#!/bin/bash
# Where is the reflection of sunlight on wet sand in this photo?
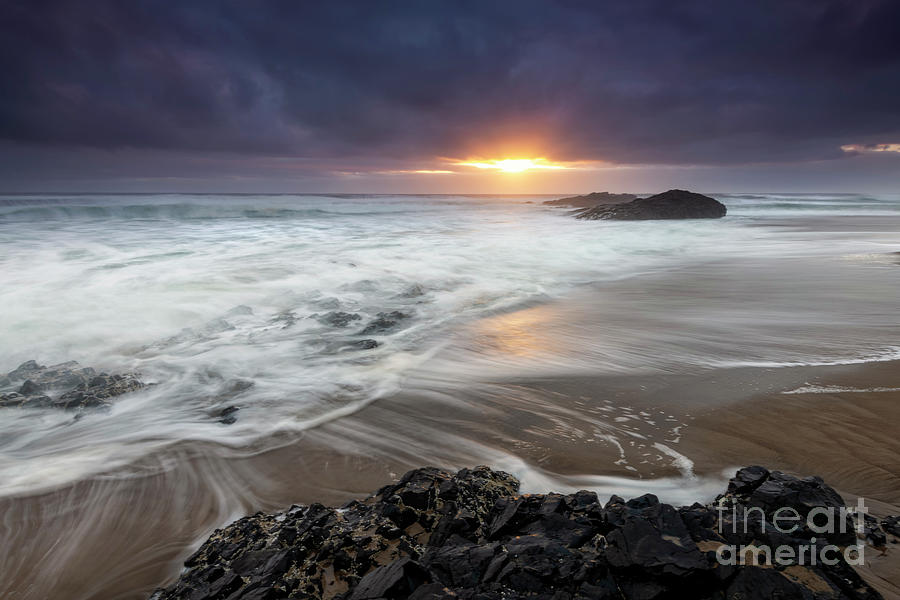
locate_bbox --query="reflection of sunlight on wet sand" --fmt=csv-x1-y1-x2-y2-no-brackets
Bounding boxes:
472,305,561,359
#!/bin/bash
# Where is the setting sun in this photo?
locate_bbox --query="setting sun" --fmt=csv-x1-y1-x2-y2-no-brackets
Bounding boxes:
453,157,571,173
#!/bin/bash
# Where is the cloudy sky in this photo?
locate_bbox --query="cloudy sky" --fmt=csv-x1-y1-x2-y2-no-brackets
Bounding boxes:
2,0,899,193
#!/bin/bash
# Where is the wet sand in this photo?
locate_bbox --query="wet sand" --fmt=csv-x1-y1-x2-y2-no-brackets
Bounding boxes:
3,357,899,599
683,360,900,599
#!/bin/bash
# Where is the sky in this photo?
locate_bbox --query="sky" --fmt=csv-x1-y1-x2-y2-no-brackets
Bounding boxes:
2,0,899,194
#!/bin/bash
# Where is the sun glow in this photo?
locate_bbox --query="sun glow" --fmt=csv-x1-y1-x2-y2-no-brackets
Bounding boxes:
453,158,571,173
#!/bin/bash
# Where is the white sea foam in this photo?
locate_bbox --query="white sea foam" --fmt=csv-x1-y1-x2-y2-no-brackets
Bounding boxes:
783,384,900,394
1,193,900,496
493,453,728,506
713,346,900,370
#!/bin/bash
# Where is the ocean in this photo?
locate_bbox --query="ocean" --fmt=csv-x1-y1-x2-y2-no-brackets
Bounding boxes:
1,192,899,498
3,192,900,599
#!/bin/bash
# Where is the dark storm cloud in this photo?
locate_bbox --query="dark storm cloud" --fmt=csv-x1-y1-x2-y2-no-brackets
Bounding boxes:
2,0,899,166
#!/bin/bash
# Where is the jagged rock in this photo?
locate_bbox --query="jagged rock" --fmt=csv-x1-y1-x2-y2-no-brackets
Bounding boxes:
349,557,430,599
150,466,883,600
716,466,855,546
6,359,43,382
605,494,709,576
351,339,380,350
361,311,410,335
218,405,240,425
0,360,144,410
57,373,145,409
545,192,637,209
881,516,900,538
19,379,43,395
576,189,727,221
2,360,96,391
320,312,363,328
0,391,55,409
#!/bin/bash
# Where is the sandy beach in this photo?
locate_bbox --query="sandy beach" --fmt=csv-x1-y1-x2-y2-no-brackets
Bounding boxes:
3,352,899,599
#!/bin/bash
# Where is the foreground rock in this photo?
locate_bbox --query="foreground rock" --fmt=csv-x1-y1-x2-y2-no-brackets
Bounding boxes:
151,465,888,600
545,191,637,209
577,189,727,220
0,359,144,410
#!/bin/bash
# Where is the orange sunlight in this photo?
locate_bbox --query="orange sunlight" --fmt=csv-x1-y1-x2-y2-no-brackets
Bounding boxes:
452,157,572,173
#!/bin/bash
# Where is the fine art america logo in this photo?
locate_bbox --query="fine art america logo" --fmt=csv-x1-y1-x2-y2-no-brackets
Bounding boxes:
714,498,869,566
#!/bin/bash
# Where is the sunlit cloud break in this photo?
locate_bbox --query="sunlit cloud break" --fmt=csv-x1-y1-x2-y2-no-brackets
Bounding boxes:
841,143,900,154
451,158,575,173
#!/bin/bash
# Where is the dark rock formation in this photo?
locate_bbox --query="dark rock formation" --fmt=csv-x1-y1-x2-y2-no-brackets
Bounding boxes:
320,312,363,328
577,189,727,221
1,359,95,390
882,516,900,538
150,465,887,600
218,405,240,425
0,360,145,410
545,192,637,209
360,311,410,335
351,339,380,350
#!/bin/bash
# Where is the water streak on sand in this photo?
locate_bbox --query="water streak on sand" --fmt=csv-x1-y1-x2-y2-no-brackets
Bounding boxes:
783,384,900,394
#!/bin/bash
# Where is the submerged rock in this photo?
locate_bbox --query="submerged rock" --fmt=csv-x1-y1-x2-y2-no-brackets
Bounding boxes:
218,405,240,425
7,360,96,391
577,189,727,221
150,466,883,600
319,312,363,328
360,311,410,335
0,360,144,410
545,191,637,209
350,339,380,350
56,373,145,410
207,379,254,425
882,515,900,538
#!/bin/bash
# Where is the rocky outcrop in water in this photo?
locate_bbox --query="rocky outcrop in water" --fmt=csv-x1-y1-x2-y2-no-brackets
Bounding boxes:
150,465,888,600
361,311,410,335
544,192,637,209
0,360,144,410
576,189,727,221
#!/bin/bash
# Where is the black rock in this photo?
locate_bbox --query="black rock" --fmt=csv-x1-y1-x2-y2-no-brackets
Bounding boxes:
882,515,900,538
576,189,727,221
6,360,43,382
717,466,856,546
218,405,240,425
58,373,145,410
0,360,144,411
4,360,96,391
320,312,362,328
351,339,380,350
18,379,43,395
349,557,430,600
545,192,637,209
0,392,55,409
726,464,770,495
361,311,410,335
150,466,883,600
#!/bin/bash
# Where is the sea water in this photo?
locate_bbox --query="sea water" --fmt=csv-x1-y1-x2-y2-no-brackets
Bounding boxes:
1,193,899,497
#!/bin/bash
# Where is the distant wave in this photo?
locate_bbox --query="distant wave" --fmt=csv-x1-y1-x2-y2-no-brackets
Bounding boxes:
0,203,360,222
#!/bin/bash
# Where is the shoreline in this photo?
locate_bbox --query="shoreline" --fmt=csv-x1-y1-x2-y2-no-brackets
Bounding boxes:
2,358,899,599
